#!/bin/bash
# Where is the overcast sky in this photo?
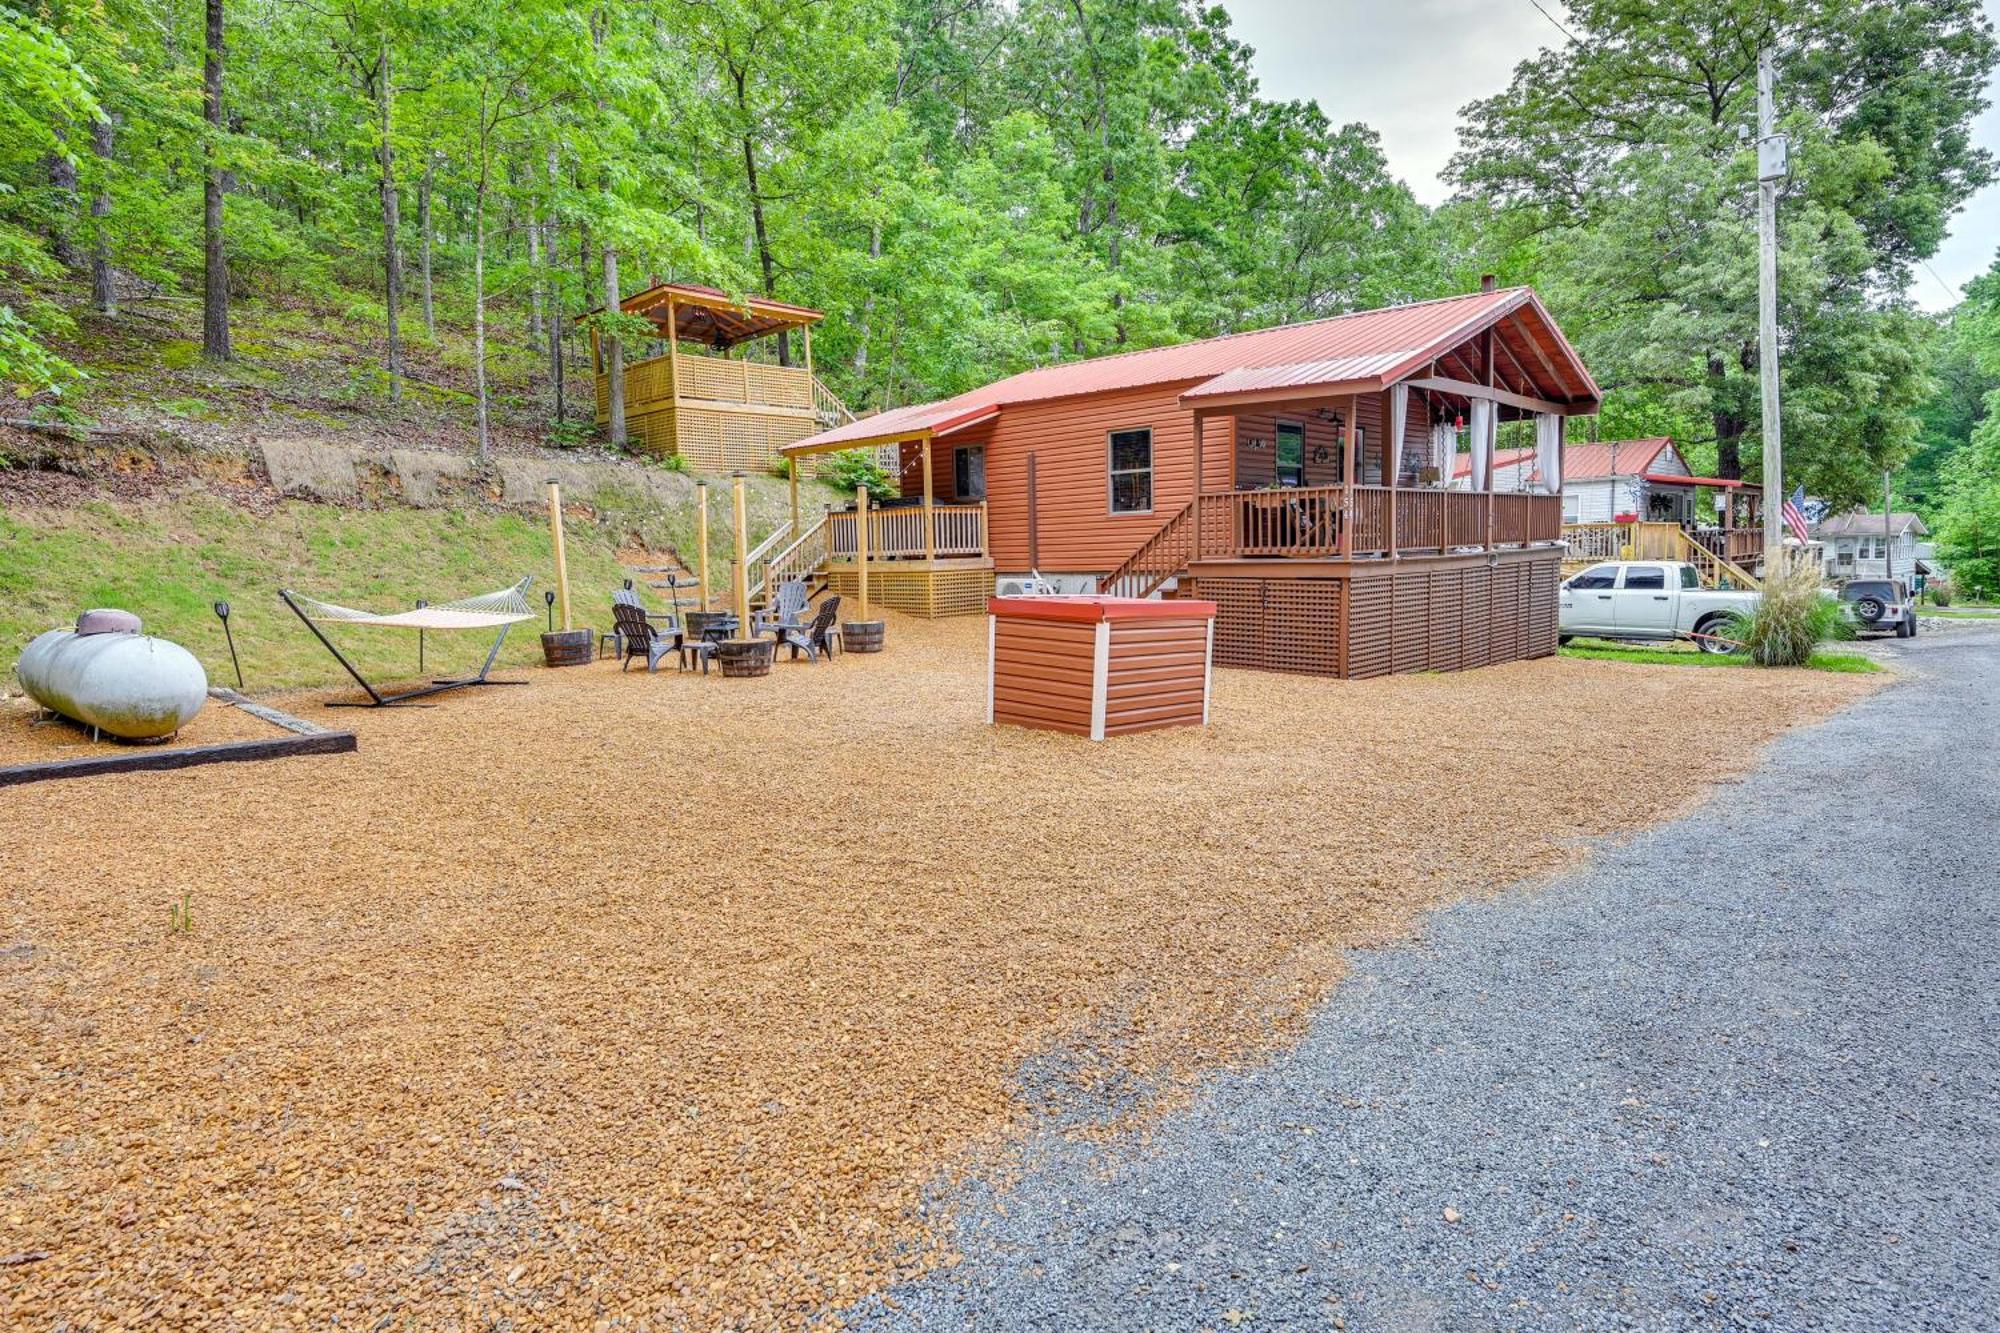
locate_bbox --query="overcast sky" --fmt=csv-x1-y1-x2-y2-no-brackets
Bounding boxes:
1224,0,2000,312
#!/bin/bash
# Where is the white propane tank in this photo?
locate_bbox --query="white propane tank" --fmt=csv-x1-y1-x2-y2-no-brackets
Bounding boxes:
16,627,208,740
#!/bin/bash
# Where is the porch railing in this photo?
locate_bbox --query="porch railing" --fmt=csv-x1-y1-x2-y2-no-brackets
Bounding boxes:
1193,485,1561,560
826,502,986,560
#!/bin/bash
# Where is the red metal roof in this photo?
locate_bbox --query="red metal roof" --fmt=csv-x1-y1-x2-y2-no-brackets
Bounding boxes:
1560,438,1676,480
787,286,1598,455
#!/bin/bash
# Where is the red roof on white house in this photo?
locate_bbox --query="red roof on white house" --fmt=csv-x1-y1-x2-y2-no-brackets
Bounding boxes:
1559,438,1679,480
785,286,1599,455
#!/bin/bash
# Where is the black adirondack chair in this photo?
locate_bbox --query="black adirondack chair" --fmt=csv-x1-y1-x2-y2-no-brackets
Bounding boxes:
775,595,843,663
612,600,680,672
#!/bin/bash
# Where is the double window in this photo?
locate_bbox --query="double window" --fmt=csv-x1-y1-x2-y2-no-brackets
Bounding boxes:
1108,428,1153,514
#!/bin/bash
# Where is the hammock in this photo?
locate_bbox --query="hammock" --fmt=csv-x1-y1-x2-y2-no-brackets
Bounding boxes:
279,576,536,707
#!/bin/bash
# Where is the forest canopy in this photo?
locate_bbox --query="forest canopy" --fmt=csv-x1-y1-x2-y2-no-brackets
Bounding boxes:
1,0,1995,508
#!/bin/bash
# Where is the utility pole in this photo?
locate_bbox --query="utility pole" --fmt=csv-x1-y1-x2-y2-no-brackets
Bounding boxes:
1757,46,1787,574
1883,469,1894,582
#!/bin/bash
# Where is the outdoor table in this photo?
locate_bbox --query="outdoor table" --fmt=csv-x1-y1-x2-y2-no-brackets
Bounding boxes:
987,595,1217,740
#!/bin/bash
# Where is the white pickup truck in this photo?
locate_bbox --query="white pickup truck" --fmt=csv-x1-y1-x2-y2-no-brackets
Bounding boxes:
1559,561,1759,653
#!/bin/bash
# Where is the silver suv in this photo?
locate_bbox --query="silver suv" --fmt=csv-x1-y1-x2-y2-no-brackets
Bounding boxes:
1840,578,1917,639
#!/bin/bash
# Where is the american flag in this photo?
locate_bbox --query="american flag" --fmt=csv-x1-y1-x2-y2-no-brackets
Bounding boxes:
1781,484,1810,544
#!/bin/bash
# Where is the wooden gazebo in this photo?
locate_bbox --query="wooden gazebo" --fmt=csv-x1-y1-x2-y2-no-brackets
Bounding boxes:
581,282,854,472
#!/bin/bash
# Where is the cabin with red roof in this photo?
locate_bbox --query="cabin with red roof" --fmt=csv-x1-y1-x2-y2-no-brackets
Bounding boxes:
780,280,1605,677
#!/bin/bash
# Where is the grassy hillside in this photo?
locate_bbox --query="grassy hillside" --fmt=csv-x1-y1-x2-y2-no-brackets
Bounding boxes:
1,495,644,691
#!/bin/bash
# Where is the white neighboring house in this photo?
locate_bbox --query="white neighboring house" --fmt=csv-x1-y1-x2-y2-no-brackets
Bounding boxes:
1454,435,1747,527
1813,510,1931,581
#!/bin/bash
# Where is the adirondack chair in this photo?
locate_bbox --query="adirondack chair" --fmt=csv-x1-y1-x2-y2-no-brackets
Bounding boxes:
775,596,842,663
612,600,680,673
752,579,812,640
606,586,682,660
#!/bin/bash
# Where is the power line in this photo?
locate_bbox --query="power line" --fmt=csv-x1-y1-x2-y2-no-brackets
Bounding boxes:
1527,0,1577,43
1920,258,1961,306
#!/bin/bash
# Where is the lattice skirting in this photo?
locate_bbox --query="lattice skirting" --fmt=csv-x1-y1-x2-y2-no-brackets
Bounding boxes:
1187,552,1559,678
603,403,818,478
826,567,993,619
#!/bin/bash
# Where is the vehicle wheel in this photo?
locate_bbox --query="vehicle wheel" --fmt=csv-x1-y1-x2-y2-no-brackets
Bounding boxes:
1558,635,1573,646
1854,597,1884,622
1898,616,1915,638
1694,615,1736,654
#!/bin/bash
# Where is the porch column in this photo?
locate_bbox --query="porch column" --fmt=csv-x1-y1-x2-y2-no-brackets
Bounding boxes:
664,296,678,404
855,484,871,619
1387,384,1408,558
921,435,936,561
788,464,800,535
1340,394,1358,558
730,472,751,633
1191,410,1206,561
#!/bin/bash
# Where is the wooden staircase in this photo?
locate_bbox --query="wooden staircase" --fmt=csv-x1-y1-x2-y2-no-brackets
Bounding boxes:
1099,501,1195,598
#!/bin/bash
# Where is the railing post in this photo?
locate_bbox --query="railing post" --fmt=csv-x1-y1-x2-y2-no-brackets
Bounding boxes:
979,499,989,557
1191,410,1206,562
921,436,936,562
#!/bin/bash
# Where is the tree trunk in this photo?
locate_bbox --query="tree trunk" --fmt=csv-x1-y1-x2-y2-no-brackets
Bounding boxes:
1710,349,1744,480
376,41,402,401
852,221,879,384
47,136,82,269
528,204,544,345
201,0,230,361
546,144,562,404
734,67,789,367
418,158,435,339
90,117,115,315
602,244,626,445
475,184,489,461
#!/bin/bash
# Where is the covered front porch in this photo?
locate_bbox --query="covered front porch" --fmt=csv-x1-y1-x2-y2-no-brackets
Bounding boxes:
756,419,994,618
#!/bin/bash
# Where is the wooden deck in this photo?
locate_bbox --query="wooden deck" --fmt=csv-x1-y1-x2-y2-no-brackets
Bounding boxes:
593,352,853,473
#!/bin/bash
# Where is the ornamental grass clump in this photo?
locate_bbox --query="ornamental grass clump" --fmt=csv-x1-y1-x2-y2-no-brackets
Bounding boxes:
1728,551,1850,666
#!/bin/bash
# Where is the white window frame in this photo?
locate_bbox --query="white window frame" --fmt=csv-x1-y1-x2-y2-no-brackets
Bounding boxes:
1107,427,1154,515
1562,490,1581,523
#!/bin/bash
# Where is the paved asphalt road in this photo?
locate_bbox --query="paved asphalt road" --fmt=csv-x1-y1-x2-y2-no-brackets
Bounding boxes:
856,626,1999,1332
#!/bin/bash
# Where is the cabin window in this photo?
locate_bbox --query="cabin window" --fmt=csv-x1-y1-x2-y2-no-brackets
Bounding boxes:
1108,428,1153,514
1275,421,1305,488
954,446,986,501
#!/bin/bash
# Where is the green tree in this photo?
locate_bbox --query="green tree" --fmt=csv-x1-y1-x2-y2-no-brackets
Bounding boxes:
1450,0,1995,504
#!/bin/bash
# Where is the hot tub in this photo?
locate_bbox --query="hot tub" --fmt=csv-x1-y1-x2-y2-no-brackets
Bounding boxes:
986,595,1217,741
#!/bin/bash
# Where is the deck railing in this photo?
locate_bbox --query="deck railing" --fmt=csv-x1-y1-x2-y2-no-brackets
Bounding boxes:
826,503,986,560
599,351,825,418
1193,486,1561,560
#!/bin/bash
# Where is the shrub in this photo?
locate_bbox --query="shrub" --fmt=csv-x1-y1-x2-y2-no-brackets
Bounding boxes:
1727,551,1850,666
1927,579,1953,607
821,448,895,501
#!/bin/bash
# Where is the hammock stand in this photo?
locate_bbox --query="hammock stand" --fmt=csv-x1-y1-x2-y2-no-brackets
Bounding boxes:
279,576,536,707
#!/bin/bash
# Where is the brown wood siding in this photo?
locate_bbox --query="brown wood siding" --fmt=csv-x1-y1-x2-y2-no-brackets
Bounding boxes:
1103,618,1209,735
983,382,1204,572
1191,550,1559,679
990,617,1097,735
1224,392,1432,491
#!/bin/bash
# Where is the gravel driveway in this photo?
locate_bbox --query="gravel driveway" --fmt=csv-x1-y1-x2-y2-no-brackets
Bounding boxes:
856,626,1999,1331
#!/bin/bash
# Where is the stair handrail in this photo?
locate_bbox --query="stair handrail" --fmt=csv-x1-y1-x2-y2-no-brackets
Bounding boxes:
1099,501,1195,599
761,513,831,595
811,377,857,427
